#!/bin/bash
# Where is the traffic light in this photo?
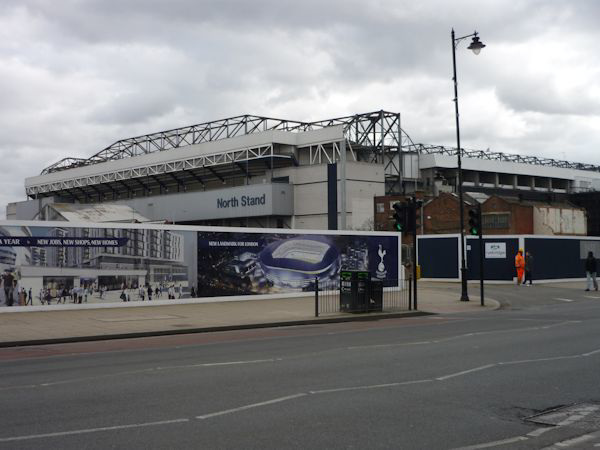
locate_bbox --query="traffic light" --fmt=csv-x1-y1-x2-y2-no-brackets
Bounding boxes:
468,206,482,236
414,199,423,232
392,202,409,232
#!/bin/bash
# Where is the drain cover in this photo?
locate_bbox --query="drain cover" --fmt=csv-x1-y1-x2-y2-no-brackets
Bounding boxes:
525,403,600,428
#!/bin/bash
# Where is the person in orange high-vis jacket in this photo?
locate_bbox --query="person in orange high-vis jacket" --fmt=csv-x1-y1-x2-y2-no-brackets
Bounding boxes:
515,249,525,285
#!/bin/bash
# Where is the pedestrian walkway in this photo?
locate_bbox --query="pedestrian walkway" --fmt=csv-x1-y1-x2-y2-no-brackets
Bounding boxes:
0,286,499,347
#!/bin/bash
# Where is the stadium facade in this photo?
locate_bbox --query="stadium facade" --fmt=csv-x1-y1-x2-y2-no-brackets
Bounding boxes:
8,110,600,230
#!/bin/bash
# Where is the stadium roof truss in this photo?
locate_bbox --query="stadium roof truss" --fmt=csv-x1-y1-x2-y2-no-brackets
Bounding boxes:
408,144,600,172
28,110,599,201
30,111,413,199
29,143,287,200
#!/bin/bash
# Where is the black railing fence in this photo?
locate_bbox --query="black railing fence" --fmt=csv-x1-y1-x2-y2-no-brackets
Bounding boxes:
315,278,410,317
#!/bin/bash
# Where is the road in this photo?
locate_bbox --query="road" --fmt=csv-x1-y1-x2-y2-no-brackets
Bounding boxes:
1,283,599,449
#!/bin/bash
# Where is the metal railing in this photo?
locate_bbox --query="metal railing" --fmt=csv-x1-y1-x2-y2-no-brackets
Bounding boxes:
314,278,409,316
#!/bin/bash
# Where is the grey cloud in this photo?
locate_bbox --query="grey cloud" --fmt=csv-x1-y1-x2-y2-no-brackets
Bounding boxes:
89,89,178,125
1,0,600,212
495,77,600,116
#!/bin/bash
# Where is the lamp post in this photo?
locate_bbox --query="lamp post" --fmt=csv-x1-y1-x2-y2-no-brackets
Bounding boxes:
451,28,485,302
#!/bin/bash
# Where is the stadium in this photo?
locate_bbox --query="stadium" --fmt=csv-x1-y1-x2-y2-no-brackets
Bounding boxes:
9,110,600,231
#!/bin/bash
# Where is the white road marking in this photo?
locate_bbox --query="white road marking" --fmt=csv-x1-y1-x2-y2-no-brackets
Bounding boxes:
0,418,190,442
3,349,600,443
310,383,400,394
527,427,553,437
544,432,597,448
553,298,574,302
584,296,600,299
1,321,592,394
196,393,307,420
436,364,495,381
553,405,600,426
347,340,431,350
499,355,580,365
454,404,600,449
511,318,550,321
541,321,581,328
2,317,594,394
309,379,432,394
0,383,38,391
162,358,281,369
453,435,529,449
0,358,279,391
348,321,581,352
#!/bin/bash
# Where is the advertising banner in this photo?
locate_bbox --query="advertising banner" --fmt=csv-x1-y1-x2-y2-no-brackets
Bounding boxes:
197,231,399,296
0,222,398,307
0,224,196,307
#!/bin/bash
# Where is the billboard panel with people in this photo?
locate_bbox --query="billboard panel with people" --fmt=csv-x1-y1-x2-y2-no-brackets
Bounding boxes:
0,222,400,307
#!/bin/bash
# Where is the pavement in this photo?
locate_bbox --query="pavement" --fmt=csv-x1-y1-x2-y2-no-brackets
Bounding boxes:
0,284,499,347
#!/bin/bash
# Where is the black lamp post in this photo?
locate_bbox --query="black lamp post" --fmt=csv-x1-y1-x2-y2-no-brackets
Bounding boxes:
451,29,485,302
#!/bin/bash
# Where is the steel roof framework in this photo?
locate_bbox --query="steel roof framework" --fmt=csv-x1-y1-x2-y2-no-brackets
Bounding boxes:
32,111,413,199
409,144,600,172
41,111,410,172
29,144,289,201
30,110,599,202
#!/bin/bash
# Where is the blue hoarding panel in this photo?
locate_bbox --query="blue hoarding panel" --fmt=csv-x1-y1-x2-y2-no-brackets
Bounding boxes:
418,237,458,279
467,238,519,281
524,238,581,279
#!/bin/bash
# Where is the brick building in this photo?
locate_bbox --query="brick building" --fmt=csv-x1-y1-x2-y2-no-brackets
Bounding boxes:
374,192,587,236
478,195,534,235
422,193,478,234
373,193,426,232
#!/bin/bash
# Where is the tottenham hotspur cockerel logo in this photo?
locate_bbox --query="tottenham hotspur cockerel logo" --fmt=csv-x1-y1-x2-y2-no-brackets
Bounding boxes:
376,244,387,278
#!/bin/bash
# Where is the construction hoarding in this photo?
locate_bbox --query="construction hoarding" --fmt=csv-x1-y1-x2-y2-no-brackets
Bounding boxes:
0,222,399,307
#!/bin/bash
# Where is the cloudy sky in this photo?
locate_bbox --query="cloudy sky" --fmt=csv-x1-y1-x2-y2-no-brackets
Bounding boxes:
1,0,599,213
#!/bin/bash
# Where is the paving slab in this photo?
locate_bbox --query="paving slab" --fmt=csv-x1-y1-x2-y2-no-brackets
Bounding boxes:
0,286,500,347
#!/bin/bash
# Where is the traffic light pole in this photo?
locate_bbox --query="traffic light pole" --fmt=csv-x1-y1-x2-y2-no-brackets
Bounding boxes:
411,197,418,310
478,205,485,306
468,204,485,306
393,198,420,310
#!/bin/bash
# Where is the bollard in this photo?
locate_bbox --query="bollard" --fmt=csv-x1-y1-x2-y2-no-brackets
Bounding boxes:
408,276,413,310
315,277,319,317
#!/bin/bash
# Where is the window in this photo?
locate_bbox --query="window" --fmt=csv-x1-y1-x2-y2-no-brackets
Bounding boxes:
377,203,385,213
482,213,510,229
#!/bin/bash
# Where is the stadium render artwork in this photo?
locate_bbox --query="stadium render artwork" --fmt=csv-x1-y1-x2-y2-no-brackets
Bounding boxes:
196,232,399,297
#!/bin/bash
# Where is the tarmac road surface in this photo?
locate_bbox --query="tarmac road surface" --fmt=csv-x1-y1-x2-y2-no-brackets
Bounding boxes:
1,283,600,449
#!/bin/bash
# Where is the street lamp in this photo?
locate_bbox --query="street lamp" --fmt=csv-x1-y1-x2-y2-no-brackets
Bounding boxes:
451,28,485,302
